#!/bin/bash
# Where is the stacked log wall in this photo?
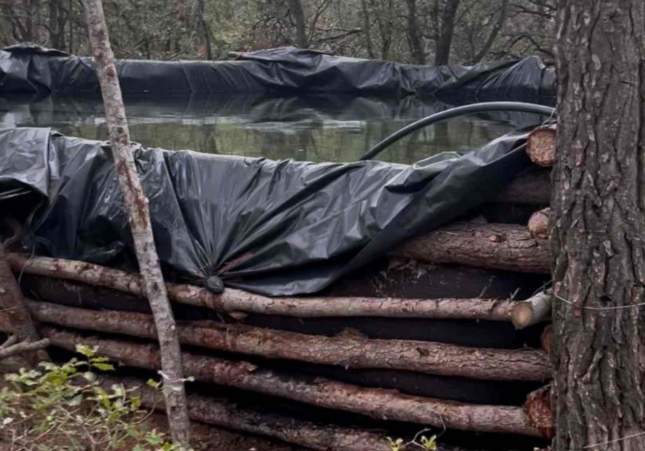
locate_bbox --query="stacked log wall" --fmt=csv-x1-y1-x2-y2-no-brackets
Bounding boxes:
0,123,557,450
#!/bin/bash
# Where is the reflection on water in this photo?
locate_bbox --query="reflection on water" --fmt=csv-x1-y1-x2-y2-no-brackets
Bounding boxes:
0,95,544,164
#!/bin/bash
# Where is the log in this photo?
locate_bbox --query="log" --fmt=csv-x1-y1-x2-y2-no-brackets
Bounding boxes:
527,208,551,240
144,412,305,451
43,326,542,437
28,300,551,381
540,325,552,355
523,386,554,439
0,337,50,359
393,223,551,274
8,254,517,321
494,170,551,205
526,126,556,167
100,375,390,451
510,292,552,330
0,243,48,364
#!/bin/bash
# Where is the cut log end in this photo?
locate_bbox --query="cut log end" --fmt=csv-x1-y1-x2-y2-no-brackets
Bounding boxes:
528,208,551,240
540,325,553,355
511,292,552,330
524,386,554,439
510,303,534,329
527,126,556,167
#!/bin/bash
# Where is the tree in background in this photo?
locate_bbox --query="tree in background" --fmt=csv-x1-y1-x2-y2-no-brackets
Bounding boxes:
0,0,555,64
552,0,645,449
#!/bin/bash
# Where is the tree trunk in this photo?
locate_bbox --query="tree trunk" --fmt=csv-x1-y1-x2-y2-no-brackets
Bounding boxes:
195,0,212,59
28,300,550,381
44,326,541,437
288,0,308,48
405,0,425,64
82,0,191,446
434,0,460,65
470,0,509,64
360,0,375,58
552,1,645,450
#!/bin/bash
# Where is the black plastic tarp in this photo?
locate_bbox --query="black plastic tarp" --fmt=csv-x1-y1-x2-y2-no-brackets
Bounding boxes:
0,44,555,102
0,127,533,295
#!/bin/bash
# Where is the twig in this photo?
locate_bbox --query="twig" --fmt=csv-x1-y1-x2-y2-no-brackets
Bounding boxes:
0,338,50,359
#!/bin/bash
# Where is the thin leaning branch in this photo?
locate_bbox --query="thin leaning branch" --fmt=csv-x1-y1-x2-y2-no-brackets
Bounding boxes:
82,0,190,446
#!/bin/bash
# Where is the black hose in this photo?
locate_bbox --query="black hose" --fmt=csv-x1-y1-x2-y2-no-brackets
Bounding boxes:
359,101,556,161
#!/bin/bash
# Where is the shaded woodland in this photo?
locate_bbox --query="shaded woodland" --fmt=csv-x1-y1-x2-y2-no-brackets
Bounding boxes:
1,0,555,63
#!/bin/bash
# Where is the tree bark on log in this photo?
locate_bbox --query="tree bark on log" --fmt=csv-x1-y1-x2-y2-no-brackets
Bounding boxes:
552,2,645,449
0,243,48,364
100,375,391,451
28,300,550,381
8,254,517,321
494,170,551,205
43,326,542,437
526,126,556,167
83,0,190,444
527,208,551,240
393,223,551,274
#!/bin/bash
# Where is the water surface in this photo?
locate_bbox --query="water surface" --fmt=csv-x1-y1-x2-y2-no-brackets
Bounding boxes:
0,95,543,164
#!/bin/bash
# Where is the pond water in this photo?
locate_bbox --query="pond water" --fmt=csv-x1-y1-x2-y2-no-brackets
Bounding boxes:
0,95,544,164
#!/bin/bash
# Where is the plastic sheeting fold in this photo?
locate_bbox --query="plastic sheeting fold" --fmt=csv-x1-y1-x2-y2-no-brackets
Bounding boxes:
0,44,555,102
0,127,532,296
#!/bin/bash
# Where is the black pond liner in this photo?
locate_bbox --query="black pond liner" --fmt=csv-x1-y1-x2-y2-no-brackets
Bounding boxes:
0,44,555,103
1,126,538,296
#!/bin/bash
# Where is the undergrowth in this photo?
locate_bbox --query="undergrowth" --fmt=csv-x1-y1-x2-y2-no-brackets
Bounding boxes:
0,344,176,451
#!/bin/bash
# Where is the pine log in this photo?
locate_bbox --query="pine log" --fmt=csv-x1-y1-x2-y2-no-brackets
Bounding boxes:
100,375,390,451
527,208,551,240
393,223,551,274
526,126,556,167
43,326,541,437
540,325,552,355
523,386,554,439
510,292,552,330
0,243,48,364
0,338,50,359
144,412,305,451
28,300,550,381
494,170,551,205
8,254,516,321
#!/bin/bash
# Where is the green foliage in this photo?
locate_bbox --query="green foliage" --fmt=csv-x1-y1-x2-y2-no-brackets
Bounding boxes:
0,0,555,64
0,344,177,451
387,430,438,451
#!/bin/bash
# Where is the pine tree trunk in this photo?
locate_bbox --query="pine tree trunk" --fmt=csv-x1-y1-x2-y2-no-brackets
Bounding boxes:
552,1,645,450
82,0,191,446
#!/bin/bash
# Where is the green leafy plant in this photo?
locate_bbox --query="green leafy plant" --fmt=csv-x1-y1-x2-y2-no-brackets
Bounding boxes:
386,429,438,450
0,344,178,450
